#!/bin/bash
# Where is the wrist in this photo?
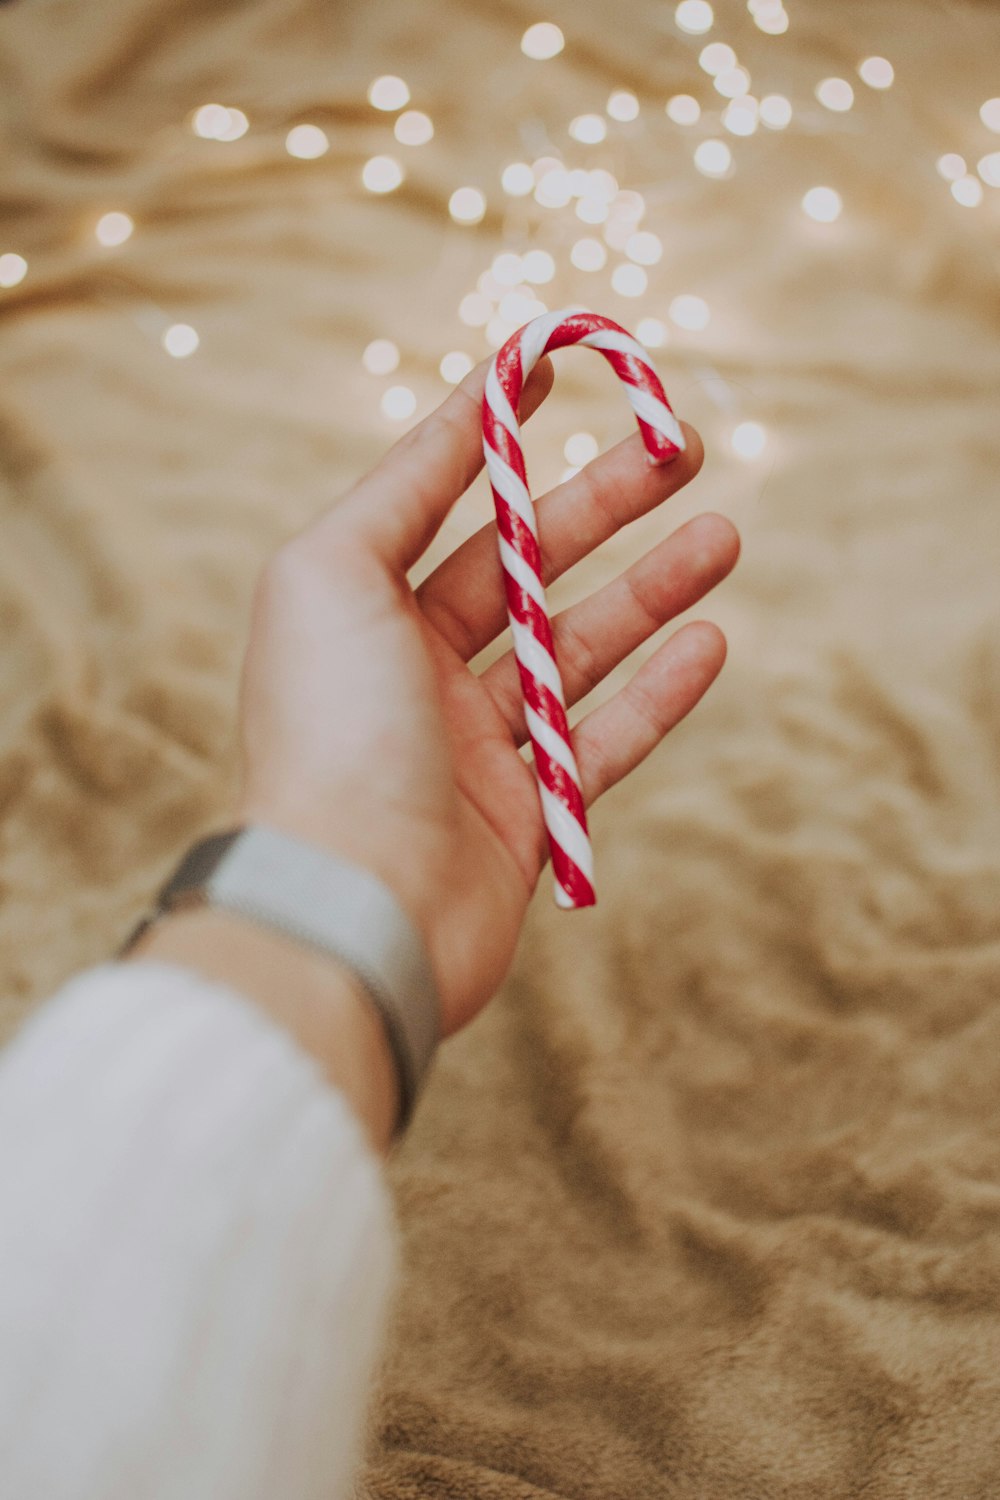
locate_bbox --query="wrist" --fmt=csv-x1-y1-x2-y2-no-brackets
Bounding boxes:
121,905,401,1158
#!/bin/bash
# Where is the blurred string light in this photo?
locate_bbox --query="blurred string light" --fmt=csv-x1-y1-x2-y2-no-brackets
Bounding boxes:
951,176,983,207
571,237,607,271
858,56,894,89
0,253,28,288
521,22,564,59
440,351,473,383
802,186,842,222
395,110,434,145
816,77,854,112
368,75,409,110
715,67,751,99
39,20,993,445
450,186,486,223
750,0,789,35
362,338,400,374
626,230,662,265
363,155,404,193
458,291,492,326
731,420,767,459
564,431,599,465
95,212,134,247
286,124,329,159
669,295,710,331
723,97,759,135
675,1,714,34
611,263,647,297
937,153,966,181
699,42,736,76
694,138,732,177
607,90,639,121
191,103,248,141
759,93,792,128
501,162,535,195
666,94,701,126
569,114,607,144
162,323,199,358
381,385,416,419
637,317,668,348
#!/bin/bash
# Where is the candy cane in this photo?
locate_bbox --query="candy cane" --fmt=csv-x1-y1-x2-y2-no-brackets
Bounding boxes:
482,307,685,910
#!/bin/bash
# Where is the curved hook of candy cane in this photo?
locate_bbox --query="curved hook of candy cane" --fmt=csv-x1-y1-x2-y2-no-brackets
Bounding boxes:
481,307,685,911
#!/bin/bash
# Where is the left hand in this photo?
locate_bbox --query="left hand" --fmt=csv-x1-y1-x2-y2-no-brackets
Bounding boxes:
234,352,739,1040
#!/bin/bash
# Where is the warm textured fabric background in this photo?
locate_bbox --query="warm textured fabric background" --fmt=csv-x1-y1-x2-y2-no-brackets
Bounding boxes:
2,0,1000,1495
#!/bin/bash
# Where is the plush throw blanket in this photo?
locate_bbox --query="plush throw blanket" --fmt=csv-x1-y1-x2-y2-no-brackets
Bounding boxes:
2,0,999,1493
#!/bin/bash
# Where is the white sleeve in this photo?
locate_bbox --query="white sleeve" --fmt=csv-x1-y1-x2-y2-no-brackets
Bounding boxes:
0,958,402,1500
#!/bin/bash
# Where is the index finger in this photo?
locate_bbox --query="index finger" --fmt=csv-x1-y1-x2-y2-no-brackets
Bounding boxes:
305,352,555,572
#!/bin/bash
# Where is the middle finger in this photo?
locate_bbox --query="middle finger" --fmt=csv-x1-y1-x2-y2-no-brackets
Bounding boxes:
415,421,704,661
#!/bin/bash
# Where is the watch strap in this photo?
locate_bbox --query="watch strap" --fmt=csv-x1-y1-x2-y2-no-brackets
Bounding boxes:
118,825,441,1139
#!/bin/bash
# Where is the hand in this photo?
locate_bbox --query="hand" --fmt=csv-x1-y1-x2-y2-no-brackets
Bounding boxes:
233,353,739,1042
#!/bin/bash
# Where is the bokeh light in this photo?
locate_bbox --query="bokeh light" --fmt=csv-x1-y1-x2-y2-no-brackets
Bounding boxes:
723,97,759,135
936,153,966,181
570,237,607,271
381,385,417,420
731,420,767,459
699,43,736,76
951,176,983,207
191,103,249,141
162,323,199,358
802,186,842,222
669,294,710,330
501,163,534,196
0,253,28,288
675,1,714,34
521,22,564,59
715,67,751,99
607,90,640,121
753,4,789,34
667,94,701,126
694,138,733,177
535,169,573,208
363,156,404,193
458,292,492,326
286,125,329,159
492,252,523,285
440,351,473,383
625,230,663,265
977,153,1000,188
522,249,556,283
611,263,648,297
636,317,668,347
759,94,792,128
362,339,400,375
368,76,410,111
394,110,434,145
95,212,134,247
570,114,608,144
858,56,894,89
564,431,600,465
979,98,1000,133
816,78,854,112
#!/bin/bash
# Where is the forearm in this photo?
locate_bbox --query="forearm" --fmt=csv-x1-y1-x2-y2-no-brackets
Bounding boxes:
122,905,401,1158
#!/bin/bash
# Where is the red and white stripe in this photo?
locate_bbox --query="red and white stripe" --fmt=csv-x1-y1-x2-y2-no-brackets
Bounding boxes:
482,307,685,910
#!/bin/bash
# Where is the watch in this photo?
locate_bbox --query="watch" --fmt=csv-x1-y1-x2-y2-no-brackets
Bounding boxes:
118,824,441,1139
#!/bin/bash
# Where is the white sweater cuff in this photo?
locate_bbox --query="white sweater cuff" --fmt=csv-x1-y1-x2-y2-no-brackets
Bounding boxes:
0,958,401,1500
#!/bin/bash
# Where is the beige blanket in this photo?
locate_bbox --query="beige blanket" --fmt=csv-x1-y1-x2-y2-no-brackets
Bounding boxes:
2,0,1000,1493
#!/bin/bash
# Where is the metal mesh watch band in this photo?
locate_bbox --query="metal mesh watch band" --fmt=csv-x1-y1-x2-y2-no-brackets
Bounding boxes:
117,825,441,1139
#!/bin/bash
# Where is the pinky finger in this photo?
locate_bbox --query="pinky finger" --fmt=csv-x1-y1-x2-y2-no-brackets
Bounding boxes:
573,621,727,807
